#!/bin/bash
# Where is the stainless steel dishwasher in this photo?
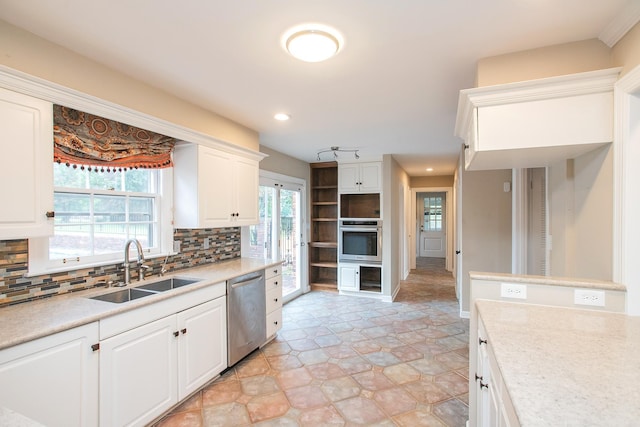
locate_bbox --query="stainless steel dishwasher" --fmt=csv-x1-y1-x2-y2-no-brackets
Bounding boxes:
227,270,266,366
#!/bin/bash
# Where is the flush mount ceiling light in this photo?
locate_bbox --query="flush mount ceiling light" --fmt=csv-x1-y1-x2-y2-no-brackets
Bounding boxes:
283,24,343,62
274,113,290,121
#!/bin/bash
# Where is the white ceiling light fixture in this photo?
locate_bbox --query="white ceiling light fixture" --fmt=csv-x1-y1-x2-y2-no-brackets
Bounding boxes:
283,24,343,63
274,113,290,121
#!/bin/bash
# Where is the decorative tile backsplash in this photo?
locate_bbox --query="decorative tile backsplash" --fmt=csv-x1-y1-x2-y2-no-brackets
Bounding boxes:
0,228,240,307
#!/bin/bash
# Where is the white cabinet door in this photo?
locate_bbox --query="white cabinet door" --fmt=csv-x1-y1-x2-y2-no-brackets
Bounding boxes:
338,164,360,193
358,162,382,192
0,323,98,427
338,162,382,193
200,147,235,225
100,316,178,427
0,87,53,239
232,155,259,225
339,264,359,291
177,297,227,400
174,143,259,228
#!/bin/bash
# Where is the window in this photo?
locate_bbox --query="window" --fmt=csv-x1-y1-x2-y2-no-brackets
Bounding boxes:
423,196,443,232
29,163,173,274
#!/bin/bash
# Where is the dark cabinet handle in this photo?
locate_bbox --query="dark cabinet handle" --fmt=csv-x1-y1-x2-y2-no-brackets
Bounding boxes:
456,250,461,254
181,328,187,335
479,338,487,345
46,211,55,218
91,343,100,352
480,381,488,390
274,298,278,302
173,331,179,337
274,281,278,286
475,373,483,382
274,321,279,325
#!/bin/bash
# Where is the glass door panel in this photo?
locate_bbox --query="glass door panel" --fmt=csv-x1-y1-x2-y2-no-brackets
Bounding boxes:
280,188,301,299
247,185,277,259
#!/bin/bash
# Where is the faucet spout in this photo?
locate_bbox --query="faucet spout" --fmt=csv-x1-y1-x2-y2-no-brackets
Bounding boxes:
123,239,146,285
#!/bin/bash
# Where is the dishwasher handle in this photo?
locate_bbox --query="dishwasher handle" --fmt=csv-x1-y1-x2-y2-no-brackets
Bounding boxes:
230,274,263,289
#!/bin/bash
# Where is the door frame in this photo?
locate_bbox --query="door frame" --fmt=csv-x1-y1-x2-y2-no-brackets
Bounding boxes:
410,186,453,271
242,170,308,300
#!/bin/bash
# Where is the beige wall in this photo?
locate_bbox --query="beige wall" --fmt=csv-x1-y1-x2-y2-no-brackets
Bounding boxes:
612,22,640,76
0,20,258,150
460,167,513,312
259,146,310,183
382,155,411,299
410,175,454,188
476,39,612,87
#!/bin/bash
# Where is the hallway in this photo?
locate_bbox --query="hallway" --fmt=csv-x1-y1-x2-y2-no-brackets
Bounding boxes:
155,258,469,426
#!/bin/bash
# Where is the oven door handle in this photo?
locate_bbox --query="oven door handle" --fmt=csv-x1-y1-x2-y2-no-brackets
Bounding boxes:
340,227,380,232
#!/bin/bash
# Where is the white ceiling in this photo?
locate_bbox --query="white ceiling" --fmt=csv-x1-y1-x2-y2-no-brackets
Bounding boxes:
0,0,633,176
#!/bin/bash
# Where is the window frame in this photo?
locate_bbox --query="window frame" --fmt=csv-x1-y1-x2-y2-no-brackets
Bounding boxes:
28,167,174,276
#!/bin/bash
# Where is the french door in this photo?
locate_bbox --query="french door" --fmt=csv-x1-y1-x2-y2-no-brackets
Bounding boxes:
247,175,305,301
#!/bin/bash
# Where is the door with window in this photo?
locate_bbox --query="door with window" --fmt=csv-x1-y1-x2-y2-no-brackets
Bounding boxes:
418,192,446,258
246,175,305,302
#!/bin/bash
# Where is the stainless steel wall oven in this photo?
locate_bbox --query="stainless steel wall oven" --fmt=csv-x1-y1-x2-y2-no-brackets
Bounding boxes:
339,220,382,262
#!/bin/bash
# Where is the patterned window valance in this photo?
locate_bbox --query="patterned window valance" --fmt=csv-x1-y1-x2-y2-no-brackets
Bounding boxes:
53,105,177,171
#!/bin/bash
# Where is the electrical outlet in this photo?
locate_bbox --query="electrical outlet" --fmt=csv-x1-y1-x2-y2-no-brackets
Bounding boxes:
173,240,181,253
203,237,210,249
574,289,605,307
500,283,527,299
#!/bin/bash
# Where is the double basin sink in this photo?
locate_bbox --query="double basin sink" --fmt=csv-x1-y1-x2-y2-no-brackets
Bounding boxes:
90,277,200,304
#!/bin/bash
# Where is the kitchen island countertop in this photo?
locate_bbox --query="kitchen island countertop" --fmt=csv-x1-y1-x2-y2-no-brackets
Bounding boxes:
477,299,640,426
0,257,281,350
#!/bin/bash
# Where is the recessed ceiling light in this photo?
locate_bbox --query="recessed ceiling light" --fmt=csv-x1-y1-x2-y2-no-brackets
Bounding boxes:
274,113,290,121
426,168,434,172
283,24,343,62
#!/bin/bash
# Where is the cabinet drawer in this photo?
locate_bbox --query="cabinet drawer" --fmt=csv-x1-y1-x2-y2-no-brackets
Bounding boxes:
266,274,282,292
266,309,282,338
266,265,281,280
266,287,282,314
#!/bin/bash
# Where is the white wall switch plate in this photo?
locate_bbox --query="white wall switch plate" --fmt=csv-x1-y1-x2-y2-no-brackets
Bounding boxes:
203,237,210,249
574,289,605,307
501,283,527,299
173,240,181,253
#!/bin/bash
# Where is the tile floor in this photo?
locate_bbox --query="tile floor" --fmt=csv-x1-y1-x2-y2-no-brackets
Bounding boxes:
154,257,470,426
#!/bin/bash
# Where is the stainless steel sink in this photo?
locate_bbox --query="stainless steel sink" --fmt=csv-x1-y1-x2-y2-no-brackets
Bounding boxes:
90,288,157,304
136,277,200,292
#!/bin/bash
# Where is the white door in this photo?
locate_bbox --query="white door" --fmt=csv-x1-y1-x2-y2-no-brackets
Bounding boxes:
418,192,446,258
246,174,306,302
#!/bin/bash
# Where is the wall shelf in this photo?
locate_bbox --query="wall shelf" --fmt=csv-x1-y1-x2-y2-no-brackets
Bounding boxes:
309,162,338,291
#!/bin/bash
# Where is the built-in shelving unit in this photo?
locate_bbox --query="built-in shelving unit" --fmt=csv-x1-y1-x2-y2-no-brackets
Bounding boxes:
309,162,338,291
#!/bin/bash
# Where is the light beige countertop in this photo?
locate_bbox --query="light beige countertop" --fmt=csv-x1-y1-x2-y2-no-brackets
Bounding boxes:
0,257,280,350
0,407,44,427
476,299,640,426
470,271,626,291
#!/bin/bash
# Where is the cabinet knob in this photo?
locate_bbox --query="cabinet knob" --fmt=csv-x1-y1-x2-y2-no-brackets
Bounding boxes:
173,331,179,337
479,337,487,346
45,211,55,218
274,298,278,302
480,381,489,390
181,328,187,335
274,321,278,325
91,343,100,352
464,144,470,150
475,373,483,382
274,281,278,286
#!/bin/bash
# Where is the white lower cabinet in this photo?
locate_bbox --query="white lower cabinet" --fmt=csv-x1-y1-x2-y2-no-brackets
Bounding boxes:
100,315,177,427
339,263,359,291
475,318,517,427
177,297,227,399
100,296,227,427
0,323,99,427
265,266,283,339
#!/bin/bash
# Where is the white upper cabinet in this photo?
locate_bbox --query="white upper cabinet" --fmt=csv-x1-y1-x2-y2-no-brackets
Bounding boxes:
0,87,54,239
455,68,621,171
174,143,260,228
338,161,382,193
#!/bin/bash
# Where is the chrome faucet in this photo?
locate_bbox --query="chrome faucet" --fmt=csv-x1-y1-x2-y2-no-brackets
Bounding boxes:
123,239,148,285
